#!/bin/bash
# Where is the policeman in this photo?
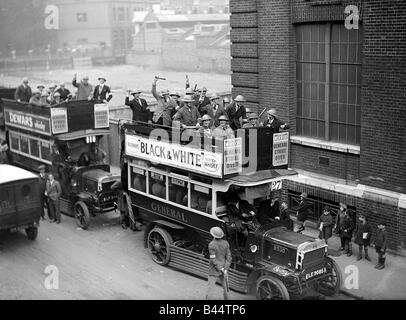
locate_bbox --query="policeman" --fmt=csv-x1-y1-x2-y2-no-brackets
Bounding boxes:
206,226,232,300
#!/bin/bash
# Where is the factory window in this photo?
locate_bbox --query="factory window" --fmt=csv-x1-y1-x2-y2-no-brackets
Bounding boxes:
296,23,362,145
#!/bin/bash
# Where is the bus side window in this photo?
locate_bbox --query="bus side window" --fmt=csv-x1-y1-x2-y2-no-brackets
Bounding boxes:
191,183,212,213
131,167,146,193
149,172,165,199
169,177,187,206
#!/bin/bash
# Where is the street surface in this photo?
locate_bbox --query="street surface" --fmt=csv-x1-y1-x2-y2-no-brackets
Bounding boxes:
0,211,248,300
0,211,352,300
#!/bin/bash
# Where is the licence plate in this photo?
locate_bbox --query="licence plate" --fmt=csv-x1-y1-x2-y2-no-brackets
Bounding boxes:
304,267,327,280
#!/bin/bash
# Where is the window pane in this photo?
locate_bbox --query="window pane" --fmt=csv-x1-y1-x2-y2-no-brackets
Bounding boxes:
149,172,165,199
356,106,361,125
311,84,318,100
297,82,302,98
311,25,319,42
319,84,325,101
296,118,302,134
331,64,339,83
131,167,146,193
303,100,311,118
30,139,40,158
311,43,318,61
340,65,348,84
348,65,357,84
349,29,358,43
10,133,19,151
311,64,318,81
348,86,356,104
331,25,340,43
331,44,340,62
304,83,311,99
20,136,29,154
318,122,325,138
297,100,303,116
296,27,302,42
41,142,51,161
348,44,357,63
191,184,212,214
296,63,303,79
311,102,317,118
340,44,348,62
303,43,311,61
339,124,347,141
168,177,188,206
339,104,347,123
318,101,325,120
319,64,326,82
303,27,311,42
331,103,338,121
347,125,356,144
339,85,347,103
330,85,338,102
330,123,339,141
297,45,302,61
319,44,325,62
311,120,318,136
303,64,311,81
340,28,349,43
303,119,310,136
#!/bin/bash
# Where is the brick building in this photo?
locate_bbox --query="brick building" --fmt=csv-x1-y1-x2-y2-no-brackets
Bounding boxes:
230,0,406,252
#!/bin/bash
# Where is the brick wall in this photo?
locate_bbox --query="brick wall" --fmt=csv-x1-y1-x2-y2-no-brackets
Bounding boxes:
230,0,259,112
359,0,406,194
290,144,360,181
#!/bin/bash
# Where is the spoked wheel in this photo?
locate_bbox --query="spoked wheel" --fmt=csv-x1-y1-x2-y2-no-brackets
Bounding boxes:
313,257,342,296
74,201,90,230
25,226,38,240
147,228,173,266
256,275,290,300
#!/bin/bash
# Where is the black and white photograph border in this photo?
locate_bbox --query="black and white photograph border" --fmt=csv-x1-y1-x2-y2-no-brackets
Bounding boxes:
0,0,405,308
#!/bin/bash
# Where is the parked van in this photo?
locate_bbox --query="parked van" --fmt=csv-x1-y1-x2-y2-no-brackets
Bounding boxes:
0,164,40,240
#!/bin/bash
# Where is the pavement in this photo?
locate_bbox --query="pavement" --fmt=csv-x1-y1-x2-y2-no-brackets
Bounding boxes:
298,223,406,300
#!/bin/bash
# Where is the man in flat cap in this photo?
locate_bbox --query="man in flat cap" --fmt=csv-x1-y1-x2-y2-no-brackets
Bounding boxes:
93,76,112,103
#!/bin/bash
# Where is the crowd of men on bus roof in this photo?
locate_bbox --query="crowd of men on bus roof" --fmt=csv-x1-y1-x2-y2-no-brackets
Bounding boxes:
13,75,112,107
125,75,291,137
13,75,290,137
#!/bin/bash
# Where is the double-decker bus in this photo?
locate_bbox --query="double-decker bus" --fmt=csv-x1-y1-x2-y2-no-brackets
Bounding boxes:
120,121,342,300
1,95,120,229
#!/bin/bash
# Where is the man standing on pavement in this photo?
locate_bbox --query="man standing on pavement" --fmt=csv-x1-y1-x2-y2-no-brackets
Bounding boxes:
354,213,372,261
38,165,48,221
293,192,311,233
72,73,93,101
14,77,32,102
45,173,62,224
206,226,232,300
374,222,387,269
318,206,334,245
335,203,354,255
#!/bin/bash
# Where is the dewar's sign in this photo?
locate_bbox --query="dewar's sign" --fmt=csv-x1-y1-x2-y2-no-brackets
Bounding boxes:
4,108,51,135
125,134,223,178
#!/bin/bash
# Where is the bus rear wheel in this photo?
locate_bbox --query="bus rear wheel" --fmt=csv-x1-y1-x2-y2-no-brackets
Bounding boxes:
147,228,173,266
